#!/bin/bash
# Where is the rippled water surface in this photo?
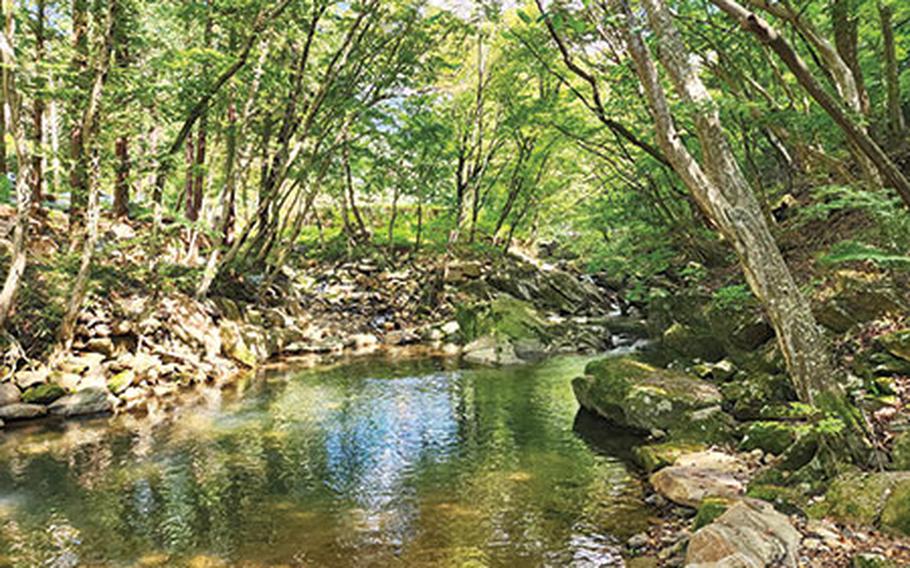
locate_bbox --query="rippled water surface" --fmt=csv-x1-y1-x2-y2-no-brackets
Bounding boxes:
0,355,649,567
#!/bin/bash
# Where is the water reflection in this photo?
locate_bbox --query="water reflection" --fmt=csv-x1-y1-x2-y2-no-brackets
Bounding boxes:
0,355,649,567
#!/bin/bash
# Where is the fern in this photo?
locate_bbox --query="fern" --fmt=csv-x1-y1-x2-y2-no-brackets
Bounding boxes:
820,240,910,268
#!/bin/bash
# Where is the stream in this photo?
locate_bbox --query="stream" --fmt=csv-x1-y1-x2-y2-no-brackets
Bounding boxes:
0,354,650,567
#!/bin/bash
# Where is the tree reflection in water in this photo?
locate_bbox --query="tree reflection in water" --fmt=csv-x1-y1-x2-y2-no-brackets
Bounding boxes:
0,355,650,567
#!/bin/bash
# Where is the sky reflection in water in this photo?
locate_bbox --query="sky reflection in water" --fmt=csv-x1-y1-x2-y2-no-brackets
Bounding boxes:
0,355,649,567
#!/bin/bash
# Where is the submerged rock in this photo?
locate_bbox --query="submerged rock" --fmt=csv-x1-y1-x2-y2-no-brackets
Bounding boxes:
572,357,731,441
48,387,112,418
686,499,800,567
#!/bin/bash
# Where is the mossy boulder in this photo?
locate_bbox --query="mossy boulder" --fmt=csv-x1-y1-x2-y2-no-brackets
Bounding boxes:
880,478,910,535
633,442,707,473
573,357,732,442
892,432,910,471
21,383,65,405
660,322,726,363
739,421,800,455
813,270,906,333
461,295,554,365
719,373,796,420
852,554,897,568
879,330,910,363
812,470,910,531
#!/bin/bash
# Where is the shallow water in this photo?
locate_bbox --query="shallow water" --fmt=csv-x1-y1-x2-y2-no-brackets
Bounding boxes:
0,355,649,567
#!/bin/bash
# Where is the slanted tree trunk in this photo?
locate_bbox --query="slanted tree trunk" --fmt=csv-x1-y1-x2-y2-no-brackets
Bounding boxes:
712,0,910,210
879,1,905,141
744,0,880,185
56,0,117,352
0,0,32,329
611,0,870,460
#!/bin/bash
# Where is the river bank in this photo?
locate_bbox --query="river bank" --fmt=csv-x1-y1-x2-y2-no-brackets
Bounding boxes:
1,213,632,429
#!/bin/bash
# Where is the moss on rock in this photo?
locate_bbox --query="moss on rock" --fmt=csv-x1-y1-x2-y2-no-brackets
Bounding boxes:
633,442,707,473
573,357,730,441
692,497,735,530
21,383,65,405
739,421,800,455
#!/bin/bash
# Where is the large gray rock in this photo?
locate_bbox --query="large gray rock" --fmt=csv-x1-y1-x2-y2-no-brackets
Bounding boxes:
0,403,48,420
686,499,800,567
48,387,112,417
0,383,20,406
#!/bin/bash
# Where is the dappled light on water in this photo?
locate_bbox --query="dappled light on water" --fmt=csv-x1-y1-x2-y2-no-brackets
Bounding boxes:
0,356,648,567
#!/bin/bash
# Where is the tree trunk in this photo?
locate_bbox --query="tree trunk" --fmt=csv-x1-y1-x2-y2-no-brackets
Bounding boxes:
56,0,117,351
614,0,870,460
832,0,869,115
30,0,45,210
183,131,196,219
879,1,905,140
67,0,89,238
713,0,910,209
0,0,32,329
113,135,130,218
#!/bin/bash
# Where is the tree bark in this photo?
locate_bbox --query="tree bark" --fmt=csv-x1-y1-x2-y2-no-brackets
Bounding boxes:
879,1,905,140
113,135,130,218
67,0,89,238
29,0,45,210
612,0,869,460
0,0,32,329
832,0,869,115
712,0,910,209
56,0,117,351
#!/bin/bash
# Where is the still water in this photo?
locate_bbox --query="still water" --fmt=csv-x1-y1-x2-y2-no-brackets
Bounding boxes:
0,355,650,567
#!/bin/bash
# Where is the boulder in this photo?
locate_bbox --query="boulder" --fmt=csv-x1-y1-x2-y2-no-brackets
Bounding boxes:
572,357,731,441
720,373,795,420
48,387,112,417
892,432,910,471
14,368,48,390
661,322,726,363
633,442,707,473
21,384,65,405
219,321,259,367
650,466,745,507
852,553,897,568
463,335,522,366
0,383,20,406
813,470,910,533
686,499,800,567
738,421,799,455
813,270,906,333
0,403,48,420
879,330,910,363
